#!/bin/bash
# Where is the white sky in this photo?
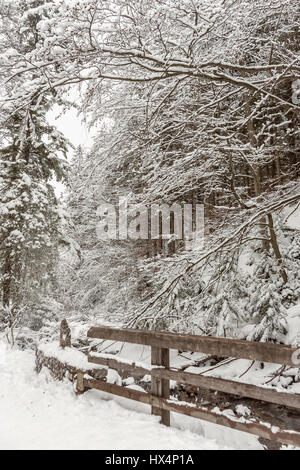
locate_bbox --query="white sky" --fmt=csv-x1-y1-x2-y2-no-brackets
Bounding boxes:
46,92,97,197
47,103,95,152
47,107,90,197
47,83,98,155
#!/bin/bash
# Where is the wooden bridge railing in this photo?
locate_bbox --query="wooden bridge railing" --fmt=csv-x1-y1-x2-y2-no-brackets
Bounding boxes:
77,326,300,447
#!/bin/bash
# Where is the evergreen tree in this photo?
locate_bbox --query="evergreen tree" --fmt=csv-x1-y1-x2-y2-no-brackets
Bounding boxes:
0,0,68,313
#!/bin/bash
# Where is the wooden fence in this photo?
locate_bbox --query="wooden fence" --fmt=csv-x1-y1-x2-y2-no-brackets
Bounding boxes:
77,326,300,447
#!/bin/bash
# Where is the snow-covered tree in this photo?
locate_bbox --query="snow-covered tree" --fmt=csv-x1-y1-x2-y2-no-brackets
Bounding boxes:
1,0,299,341
0,0,68,313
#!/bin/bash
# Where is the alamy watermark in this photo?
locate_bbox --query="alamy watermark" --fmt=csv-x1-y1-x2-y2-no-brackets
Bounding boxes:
96,198,205,249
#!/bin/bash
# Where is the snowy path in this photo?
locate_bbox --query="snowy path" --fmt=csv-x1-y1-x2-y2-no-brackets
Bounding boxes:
0,343,234,450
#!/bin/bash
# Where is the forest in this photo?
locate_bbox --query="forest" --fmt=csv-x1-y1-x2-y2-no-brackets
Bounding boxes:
0,0,299,451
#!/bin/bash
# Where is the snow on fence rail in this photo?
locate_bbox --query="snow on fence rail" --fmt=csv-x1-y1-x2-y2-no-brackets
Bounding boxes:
82,326,300,448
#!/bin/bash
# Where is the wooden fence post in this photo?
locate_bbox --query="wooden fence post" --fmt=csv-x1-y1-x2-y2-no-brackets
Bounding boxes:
60,319,71,348
151,346,170,426
76,371,85,394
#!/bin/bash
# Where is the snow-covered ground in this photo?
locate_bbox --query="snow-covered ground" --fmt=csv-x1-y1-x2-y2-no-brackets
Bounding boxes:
0,342,262,450
3,302,300,451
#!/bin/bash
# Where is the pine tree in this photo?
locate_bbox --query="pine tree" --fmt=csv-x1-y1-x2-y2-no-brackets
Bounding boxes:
245,254,288,342
0,0,69,313
0,105,68,309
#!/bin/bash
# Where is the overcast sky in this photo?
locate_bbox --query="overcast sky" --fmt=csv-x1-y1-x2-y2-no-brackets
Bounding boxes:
47,103,95,153
47,101,96,196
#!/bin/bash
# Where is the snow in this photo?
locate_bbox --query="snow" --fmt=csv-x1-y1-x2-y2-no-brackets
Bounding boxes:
284,202,300,230
285,305,300,347
90,351,164,370
235,405,251,417
38,341,107,370
7,316,300,450
0,342,236,450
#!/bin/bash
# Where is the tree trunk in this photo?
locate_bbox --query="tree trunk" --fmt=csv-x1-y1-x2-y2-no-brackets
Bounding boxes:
267,213,288,284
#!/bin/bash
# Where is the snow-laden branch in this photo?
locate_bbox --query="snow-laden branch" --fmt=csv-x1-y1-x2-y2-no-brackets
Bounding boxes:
127,193,300,327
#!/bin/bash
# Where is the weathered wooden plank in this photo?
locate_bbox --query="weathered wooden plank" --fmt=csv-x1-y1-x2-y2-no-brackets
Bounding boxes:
161,348,170,426
151,368,300,411
76,371,85,393
83,377,300,447
155,397,300,449
88,352,300,410
151,347,170,426
87,326,299,366
88,354,150,376
151,347,162,419
84,377,150,405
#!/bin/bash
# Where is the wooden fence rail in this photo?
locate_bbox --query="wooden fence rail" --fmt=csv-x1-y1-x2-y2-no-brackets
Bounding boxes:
80,326,300,448
87,326,299,366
